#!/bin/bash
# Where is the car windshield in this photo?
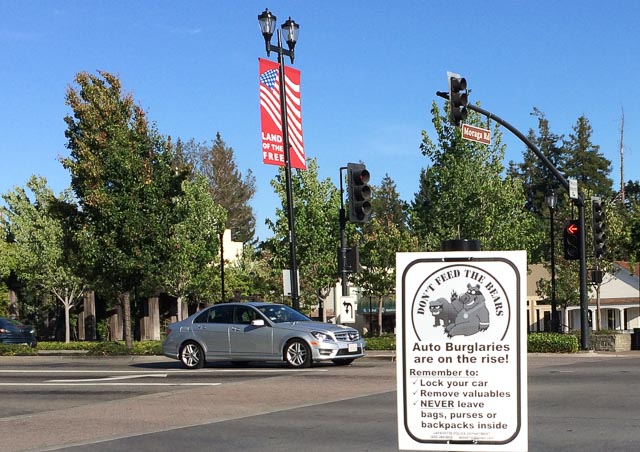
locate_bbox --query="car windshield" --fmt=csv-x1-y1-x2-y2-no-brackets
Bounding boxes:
256,305,311,324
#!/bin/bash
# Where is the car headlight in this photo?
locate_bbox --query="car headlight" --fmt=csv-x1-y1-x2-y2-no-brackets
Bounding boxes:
311,331,335,342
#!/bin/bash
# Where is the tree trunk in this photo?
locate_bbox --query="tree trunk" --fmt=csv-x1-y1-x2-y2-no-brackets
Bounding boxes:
122,291,133,349
316,288,330,323
176,296,183,322
377,297,384,336
65,302,71,343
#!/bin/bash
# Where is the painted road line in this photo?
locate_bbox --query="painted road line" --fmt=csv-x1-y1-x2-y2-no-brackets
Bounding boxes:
0,382,221,386
48,374,168,382
0,368,327,374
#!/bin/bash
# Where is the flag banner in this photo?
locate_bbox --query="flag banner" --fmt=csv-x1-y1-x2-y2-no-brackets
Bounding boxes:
259,58,305,170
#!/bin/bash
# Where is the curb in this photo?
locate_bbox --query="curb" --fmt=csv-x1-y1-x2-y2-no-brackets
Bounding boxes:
37,350,89,355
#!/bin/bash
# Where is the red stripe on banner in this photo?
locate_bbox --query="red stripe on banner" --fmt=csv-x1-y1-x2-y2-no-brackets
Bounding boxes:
258,58,305,170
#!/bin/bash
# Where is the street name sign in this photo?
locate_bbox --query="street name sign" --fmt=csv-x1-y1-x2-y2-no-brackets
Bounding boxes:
396,251,528,451
461,124,491,145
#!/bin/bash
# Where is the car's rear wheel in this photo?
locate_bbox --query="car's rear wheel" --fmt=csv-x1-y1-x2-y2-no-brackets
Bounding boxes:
332,358,355,366
180,342,204,369
284,339,311,368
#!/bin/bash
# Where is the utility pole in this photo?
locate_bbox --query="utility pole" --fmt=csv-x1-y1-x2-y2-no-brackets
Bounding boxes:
620,107,625,204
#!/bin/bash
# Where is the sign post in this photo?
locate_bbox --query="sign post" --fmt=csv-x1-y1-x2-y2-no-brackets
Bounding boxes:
396,251,528,451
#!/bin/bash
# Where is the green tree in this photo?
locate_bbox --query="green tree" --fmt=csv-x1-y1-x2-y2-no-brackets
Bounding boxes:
623,180,640,265
1,177,85,342
61,71,182,348
182,133,257,243
265,158,341,314
507,108,565,217
411,102,542,256
160,175,226,319
624,180,640,206
354,175,418,334
371,174,410,231
563,116,613,198
224,244,282,302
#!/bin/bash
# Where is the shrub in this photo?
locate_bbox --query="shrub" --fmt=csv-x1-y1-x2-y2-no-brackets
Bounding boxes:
87,341,131,356
365,334,395,351
36,340,163,355
0,344,38,356
38,341,97,350
528,332,578,353
130,341,163,355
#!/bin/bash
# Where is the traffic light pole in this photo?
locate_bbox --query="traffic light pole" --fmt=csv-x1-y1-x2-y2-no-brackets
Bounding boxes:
339,166,349,298
436,91,590,350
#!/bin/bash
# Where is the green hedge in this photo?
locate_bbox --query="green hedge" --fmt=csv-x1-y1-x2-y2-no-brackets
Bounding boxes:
0,344,38,356
365,335,395,350
38,341,93,350
363,333,581,353
527,333,579,353
0,341,163,356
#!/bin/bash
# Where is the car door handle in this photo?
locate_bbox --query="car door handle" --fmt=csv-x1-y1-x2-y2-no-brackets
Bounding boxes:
231,327,241,332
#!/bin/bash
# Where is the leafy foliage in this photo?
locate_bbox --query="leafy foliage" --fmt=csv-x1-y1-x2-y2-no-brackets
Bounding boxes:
179,133,257,243
61,71,186,347
0,344,38,356
354,175,418,334
1,176,85,342
87,341,163,355
527,333,579,353
365,334,395,350
160,175,226,315
265,159,341,308
412,102,542,256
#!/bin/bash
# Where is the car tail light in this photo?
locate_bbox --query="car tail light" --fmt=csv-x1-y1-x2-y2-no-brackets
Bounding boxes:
166,327,172,337
0,328,6,333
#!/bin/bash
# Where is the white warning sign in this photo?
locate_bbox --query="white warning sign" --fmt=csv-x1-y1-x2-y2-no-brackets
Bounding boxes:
396,251,528,451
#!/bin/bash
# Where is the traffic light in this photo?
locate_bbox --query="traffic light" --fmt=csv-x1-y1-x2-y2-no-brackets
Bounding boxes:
563,220,581,260
338,247,360,273
347,162,372,223
591,197,606,259
448,72,468,127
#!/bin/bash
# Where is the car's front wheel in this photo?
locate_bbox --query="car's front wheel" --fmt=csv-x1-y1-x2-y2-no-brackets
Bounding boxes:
284,339,311,368
180,342,204,369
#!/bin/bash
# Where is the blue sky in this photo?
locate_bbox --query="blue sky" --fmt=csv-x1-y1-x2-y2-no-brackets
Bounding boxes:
2,1,639,241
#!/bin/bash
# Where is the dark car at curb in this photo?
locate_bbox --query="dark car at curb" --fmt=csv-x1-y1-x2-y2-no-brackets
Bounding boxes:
0,317,38,347
162,301,365,369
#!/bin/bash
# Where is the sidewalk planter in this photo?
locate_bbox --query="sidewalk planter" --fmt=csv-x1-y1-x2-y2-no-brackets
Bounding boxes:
589,333,631,352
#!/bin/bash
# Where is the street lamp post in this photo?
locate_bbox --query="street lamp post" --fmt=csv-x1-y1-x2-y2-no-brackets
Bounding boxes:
258,9,301,310
546,190,558,333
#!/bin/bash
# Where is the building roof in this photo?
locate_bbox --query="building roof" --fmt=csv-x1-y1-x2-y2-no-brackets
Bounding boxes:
595,262,639,302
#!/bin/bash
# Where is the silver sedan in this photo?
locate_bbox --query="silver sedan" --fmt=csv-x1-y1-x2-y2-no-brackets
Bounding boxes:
162,302,366,369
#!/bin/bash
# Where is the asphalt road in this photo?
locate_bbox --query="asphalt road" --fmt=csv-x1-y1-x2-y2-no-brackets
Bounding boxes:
1,353,640,451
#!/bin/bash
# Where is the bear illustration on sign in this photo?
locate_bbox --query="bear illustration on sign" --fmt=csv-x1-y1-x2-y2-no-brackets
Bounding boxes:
428,297,457,327
444,283,490,337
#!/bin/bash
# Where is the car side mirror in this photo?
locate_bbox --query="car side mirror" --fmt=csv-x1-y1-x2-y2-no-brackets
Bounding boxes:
251,319,266,327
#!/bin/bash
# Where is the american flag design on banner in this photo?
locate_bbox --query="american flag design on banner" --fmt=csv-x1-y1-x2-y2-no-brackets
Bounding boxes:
258,58,305,170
